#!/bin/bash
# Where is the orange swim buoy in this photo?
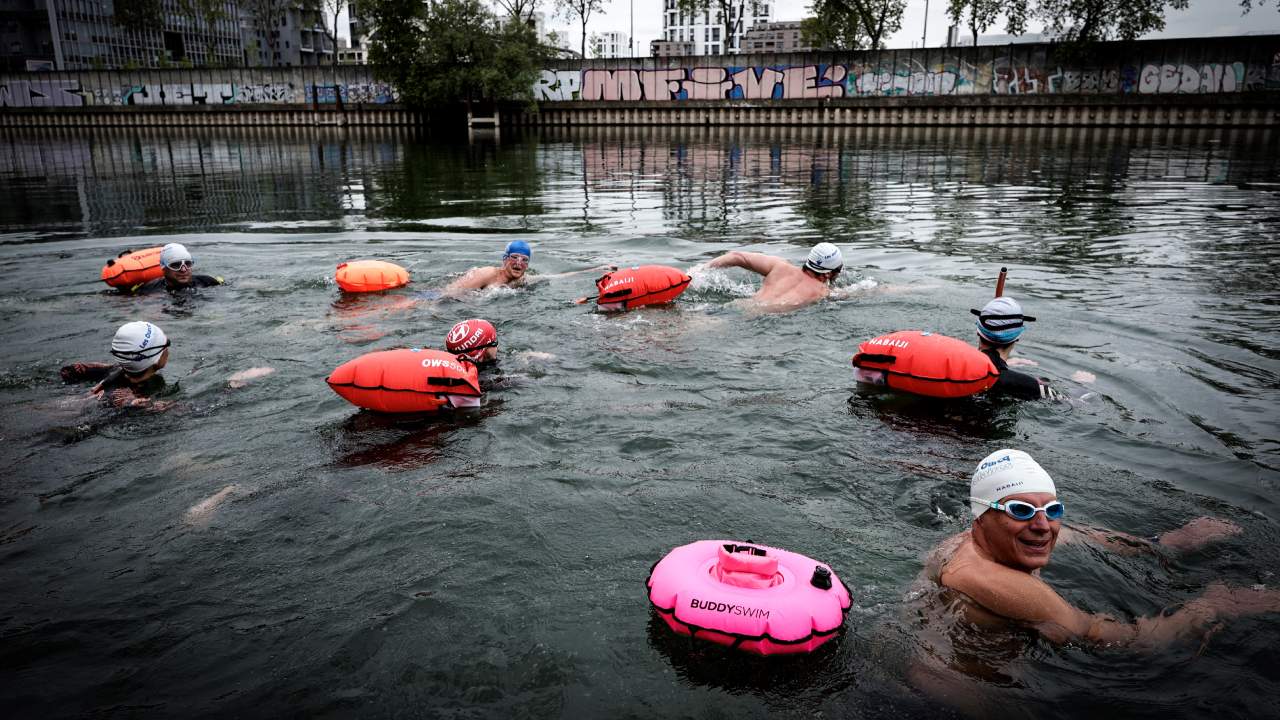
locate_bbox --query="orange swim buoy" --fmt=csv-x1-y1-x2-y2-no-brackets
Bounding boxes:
335,260,410,293
101,247,164,288
595,265,691,310
851,330,998,399
326,348,482,413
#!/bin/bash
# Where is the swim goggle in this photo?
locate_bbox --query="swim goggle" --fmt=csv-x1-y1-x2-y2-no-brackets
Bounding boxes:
503,254,529,266
167,259,194,270
970,497,1064,521
111,340,170,362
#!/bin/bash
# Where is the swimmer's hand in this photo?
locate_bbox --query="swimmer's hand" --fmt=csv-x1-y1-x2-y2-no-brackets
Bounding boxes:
1007,358,1039,368
1071,370,1097,383
228,366,276,388
573,296,591,305
1157,517,1242,553
1196,583,1280,617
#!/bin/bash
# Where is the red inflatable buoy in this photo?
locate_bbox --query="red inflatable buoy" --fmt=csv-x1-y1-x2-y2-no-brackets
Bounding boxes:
335,260,410,293
595,265,691,310
101,247,164,288
326,348,482,413
851,330,998,398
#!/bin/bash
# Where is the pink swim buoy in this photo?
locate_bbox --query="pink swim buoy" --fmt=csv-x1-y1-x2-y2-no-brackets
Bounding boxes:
647,540,852,656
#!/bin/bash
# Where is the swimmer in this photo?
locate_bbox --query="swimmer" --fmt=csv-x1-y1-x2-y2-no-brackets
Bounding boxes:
924,449,1279,648
125,243,224,294
706,242,843,309
971,296,1061,400
59,321,172,409
443,240,611,294
446,318,514,392
445,319,499,366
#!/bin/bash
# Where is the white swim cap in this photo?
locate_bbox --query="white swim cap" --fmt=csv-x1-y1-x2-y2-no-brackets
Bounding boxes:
804,242,843,274
160,243,192,268
111,321,169,373
969,449,1056,518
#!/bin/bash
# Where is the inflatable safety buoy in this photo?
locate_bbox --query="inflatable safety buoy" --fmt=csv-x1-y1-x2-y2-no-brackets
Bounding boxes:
101,247,164,288
647,540,852,656
595,265,691,311
326,348,481,413
335,260,409,293
851,330,998,399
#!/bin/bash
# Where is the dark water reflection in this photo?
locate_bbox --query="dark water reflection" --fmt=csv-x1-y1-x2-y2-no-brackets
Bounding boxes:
0,125,1278,717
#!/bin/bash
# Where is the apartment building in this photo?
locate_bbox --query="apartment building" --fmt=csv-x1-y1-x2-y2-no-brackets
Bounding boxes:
659,0,770,56
740,20,812,53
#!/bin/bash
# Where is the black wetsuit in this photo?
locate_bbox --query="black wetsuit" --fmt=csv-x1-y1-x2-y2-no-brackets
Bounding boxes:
982,348,1054,401
125,275,223,294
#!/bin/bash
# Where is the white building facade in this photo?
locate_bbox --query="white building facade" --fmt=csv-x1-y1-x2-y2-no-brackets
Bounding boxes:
593,30,628,59
659,0,770,56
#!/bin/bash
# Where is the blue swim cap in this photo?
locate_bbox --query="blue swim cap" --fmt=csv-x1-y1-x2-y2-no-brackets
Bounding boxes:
503,240,531,259
971,296,1036,345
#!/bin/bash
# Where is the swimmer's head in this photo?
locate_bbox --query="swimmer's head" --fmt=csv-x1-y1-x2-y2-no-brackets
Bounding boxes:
446,319,498,363
971,296,1036,346
111,321,170,375
160,243,194,284
804,242,843,282
503,240,532,260
969,449,1056,519
502,241,531,280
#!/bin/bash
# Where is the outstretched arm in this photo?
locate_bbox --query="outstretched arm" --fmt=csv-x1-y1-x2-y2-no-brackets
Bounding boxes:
707,251,789,277
530,264,616,285
443,266,499,294
945,561,1280,648
1059,517,1241,555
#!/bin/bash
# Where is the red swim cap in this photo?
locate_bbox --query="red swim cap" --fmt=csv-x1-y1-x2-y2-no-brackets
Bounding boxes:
446,319,498,362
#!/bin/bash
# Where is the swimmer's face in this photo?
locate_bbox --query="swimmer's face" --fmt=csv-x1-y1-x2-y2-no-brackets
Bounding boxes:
155,347,169,371
502,254,529,281
164,259,194,285
482,345,499,362
974,491,1060,573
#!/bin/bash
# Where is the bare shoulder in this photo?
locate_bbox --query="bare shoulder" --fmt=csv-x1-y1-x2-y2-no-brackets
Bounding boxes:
446,266,500,291
939,541,1084,630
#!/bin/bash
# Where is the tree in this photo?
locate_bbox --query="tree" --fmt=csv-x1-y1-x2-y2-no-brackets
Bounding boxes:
114,0,162,32
175,0,229,66
494,0,542,24
243,0,292,67
800,8,866,50
322,0,347,69
1001,0,1189,43
362,0,548,109
946,0,1001,47
556,0,605,59
807,0,905,51
588,32,604,58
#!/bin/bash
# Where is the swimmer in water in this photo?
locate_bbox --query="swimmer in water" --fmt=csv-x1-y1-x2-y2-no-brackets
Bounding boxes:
706,242,843,309
59,321,172,409
971,296,1061,400
445,318,511,392
124,243,224,294
443,240,613,295
923,448,1277,648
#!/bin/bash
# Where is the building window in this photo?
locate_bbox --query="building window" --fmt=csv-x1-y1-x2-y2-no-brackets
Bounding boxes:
712,28,720,40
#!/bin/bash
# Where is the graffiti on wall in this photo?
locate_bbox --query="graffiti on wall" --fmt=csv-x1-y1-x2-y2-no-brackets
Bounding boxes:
535,49,1278,101
306,82,398,104
0,78,87,107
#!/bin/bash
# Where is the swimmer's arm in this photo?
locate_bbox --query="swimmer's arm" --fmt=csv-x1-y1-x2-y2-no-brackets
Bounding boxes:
1059,518,1241,555
60,362,113,383
528,264,616,284
707,251,787,277
443,267,497,294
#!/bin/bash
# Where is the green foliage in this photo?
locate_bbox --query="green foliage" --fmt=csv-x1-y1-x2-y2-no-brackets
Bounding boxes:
114,0,163,30
556,0,606,59
1002,0,1190,43
947,0,1001,47
800,8,865,50
363,0,548,108
806,0,905,50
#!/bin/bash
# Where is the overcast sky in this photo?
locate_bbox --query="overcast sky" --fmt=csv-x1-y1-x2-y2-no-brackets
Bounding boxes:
540,0,1280,56
336,1,1280,55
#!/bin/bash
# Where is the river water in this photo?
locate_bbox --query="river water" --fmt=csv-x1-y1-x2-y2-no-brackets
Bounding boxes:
1,124,1277,718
